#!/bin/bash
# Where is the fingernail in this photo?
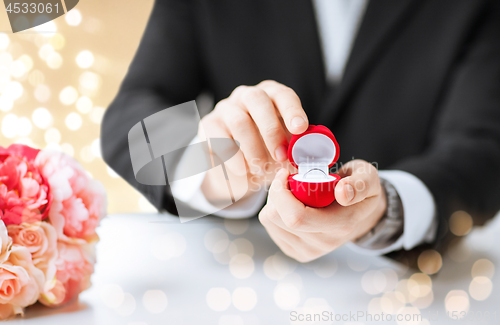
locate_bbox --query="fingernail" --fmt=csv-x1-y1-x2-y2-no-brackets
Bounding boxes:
274,145,288,162
291,116,306,131
344,184,354,202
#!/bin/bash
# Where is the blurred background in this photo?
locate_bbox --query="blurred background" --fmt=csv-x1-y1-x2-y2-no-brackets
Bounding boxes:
0,0,157,214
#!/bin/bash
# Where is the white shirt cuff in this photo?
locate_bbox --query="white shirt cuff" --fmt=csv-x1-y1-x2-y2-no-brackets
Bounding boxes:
170,136,267,219
348,170,438,255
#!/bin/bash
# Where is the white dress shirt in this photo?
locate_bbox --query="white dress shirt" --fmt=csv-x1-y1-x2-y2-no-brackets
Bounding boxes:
171,0,438,255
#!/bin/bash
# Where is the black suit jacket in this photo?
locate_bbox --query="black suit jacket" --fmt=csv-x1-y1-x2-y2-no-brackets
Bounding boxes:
101,0,500,264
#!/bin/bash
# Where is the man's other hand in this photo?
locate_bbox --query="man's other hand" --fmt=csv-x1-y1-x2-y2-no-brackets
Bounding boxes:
259,160,387,263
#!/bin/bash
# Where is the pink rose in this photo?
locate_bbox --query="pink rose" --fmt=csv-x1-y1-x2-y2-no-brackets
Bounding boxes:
0,145,52,226
35,151,106,243
7,223,57,293
39,242,94,307
0,242,45,319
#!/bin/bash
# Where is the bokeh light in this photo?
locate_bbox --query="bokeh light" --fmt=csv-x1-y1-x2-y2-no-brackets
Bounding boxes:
444,290,469,318
44,127,61,144
471,259,495,279
273,283,300,310
100,284,124,308
32,107,53,129
5,81,23,100
228,238,254,258
449,211,473,236
66,9,83,26
79,71,101,94
232,287,257,311
142,290,168,313
76,50,95,69
115,292,135,316
229,253,254,279
0,96,13,112
59,86,79,105
76,96,93,113
469,276,493,301
49,34,66,50
61,143,74,156
90,106,105,124
361,270,387,295
417,250,442,275
206,288,231,312
65,112,83,130
0,33,10,50
46,52,63,69
34,84,51,102
263,253,297,281
39,44,55,61
1,113,18,138
17,117,32,136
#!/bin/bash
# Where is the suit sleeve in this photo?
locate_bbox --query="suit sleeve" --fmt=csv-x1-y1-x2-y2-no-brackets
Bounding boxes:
101,0,203,213
386,1,500,266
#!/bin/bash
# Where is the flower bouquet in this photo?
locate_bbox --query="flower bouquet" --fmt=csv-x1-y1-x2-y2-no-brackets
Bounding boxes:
0,144,106,319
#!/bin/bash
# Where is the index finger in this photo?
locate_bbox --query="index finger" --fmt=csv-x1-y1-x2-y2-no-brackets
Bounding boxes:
257,80,309,134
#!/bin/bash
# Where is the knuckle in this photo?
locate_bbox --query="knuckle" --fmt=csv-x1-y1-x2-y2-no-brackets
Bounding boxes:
214,99,231,114
354,179,367,192
284,211,304,229
258,79,278,88
275,86,295,98
250,156,268,173
231,85,248,98
295,255,310,264
295,250,320,263
241,87,267,104
339,223,355,236
325,238,342,251
263,124,282,140
258,208,269,224
230,110,251,128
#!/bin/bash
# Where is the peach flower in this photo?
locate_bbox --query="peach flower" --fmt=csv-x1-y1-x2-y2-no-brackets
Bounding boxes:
0,220,11,264
35,151,106,244
39,242,94,307
0,145,51,226
7,223,57,293
0,221,44,319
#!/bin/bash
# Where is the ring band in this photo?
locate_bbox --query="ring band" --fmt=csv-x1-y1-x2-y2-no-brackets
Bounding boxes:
303,168,328,179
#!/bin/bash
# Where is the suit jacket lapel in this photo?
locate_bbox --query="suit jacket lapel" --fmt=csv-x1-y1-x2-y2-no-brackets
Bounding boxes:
320,0,421,123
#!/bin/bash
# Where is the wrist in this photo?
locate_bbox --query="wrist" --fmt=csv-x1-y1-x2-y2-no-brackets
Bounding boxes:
354,184,387,240
354,178,405,249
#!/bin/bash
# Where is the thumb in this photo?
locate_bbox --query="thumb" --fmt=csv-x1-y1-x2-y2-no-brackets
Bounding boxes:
335,160,380,206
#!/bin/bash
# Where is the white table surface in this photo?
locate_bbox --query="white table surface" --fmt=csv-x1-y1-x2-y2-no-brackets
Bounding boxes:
11,213,500,325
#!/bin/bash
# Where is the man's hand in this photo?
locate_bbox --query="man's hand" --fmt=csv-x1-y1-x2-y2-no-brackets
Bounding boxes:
199,80,309,205
259,160,387,263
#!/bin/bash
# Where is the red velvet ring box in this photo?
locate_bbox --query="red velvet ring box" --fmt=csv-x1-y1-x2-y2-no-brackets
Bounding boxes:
287,125,341,208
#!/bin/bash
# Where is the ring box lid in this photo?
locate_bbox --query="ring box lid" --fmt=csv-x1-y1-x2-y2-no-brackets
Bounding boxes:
287,125,340,177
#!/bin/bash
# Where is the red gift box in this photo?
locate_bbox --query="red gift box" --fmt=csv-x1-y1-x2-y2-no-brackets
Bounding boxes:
287,125,341,208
